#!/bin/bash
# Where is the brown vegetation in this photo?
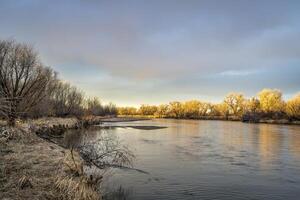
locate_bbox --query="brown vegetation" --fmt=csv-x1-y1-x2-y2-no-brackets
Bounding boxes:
0,125,73,199
0,39,117,127
0,117,137,199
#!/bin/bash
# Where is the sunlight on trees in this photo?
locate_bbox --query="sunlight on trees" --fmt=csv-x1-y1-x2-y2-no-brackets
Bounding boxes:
1,39,299,124
117,107,137,116
258,89,285,114
223,93,245,116
216,103,230,117
118,89,300,122
183,100,201,118
286,93,300,120
155,104,169,118
245,97,260,113
139,105,157,116
168,102,184,118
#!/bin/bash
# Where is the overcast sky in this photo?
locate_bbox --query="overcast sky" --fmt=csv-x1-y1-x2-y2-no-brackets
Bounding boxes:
0,0,299,106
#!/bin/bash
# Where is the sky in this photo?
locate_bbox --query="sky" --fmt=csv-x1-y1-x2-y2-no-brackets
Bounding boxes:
0,0,300,106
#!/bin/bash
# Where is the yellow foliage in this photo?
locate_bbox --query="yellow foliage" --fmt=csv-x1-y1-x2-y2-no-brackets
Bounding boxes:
245,97,260,113
139,105,158,115
168,101,184,118
223,93,245,116
155,104,169,117
117,107,137,115
183,100,201,118
214,103,230,117
258,89,285,113
286,93,300,119
117,89,299,120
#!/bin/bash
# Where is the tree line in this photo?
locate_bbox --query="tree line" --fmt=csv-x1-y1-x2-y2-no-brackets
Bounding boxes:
0,39,116,126
118,89,300,121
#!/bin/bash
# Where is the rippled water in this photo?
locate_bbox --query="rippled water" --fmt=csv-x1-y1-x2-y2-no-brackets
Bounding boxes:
69,119,300,200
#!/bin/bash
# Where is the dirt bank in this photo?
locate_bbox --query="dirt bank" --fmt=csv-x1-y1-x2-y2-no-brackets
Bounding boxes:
0,118,101,200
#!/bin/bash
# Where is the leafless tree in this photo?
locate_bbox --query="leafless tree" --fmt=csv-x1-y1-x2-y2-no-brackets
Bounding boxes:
51,81,84,117
63,128,138,174
86,97,104,116
78,131,134,170
0,39,56,126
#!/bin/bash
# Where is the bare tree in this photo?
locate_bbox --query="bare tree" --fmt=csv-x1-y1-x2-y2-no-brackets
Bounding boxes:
51,81,84,117
86,97,104,116
0,39,55,126
78,131,134,170
63,128,137,173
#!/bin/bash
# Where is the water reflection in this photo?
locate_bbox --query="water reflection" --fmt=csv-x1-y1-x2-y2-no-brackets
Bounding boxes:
257,125,283,169
65,119,300,200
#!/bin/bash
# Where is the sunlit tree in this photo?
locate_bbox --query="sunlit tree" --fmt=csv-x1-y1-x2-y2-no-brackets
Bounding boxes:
245,97,260,113
198,102,211,116
214,103,230,117
286,93,300,120
258,89,285,113
117,107,138,116
168,101,184,118
155,104,169,118
223,93,245,116
139,104,157,116
183,100,201,118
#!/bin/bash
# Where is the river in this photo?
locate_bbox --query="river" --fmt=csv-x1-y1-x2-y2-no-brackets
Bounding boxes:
66,119,300,200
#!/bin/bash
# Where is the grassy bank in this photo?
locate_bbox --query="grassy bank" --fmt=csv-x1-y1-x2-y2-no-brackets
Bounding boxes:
0,118,101,200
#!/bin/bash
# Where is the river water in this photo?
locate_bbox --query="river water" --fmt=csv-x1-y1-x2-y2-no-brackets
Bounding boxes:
67,119,300,200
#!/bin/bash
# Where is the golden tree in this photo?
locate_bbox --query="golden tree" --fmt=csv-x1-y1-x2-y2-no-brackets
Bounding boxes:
214,103,230,117
183,100,201,118
258,89,285,113
245,97,260,113
223,93,245,116
139,104,157,116
286,93,300,119
155,104,169,118
168,101,184,118
117,107,137,116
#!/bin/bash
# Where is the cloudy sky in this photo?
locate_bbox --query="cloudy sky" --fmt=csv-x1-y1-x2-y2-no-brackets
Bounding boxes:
0,0,299,106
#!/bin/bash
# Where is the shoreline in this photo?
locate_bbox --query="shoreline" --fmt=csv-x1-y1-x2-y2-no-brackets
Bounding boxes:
1,116,299,199
116,115,300,126
0,116,149,200
0,117,101,200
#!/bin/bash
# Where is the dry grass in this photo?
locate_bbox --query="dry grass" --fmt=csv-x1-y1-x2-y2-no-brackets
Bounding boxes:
0,120,101,200
55,175,100,200
55,149,101,200
17,175,33,189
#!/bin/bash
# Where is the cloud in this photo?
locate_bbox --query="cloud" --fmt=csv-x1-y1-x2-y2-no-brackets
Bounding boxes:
218,70,262,77
0,0,299,104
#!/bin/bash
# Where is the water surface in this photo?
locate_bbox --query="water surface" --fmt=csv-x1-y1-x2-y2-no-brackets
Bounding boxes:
70,119,300,200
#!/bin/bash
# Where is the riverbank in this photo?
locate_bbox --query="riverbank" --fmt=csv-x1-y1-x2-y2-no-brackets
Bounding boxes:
117,115,300,125
0,117,101,200
1,116,299,199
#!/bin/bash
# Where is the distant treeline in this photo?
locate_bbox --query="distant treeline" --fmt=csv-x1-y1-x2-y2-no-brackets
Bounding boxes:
118,90,300,121
0,39,116,126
